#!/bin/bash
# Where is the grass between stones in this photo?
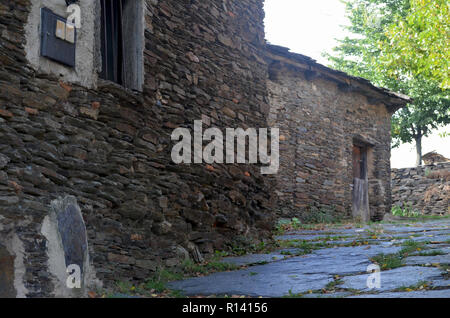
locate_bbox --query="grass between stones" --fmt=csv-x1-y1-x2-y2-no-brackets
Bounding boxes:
229,233,374,259
103,256,245,298
370,240,430,270
408,215,450,221
274,214,349,236
399,240,429,255
393,281,431,292
370,253,403,270
323,277,345,292
104,269,184,298
278,237,375,252
226,237,281,256
283,290,305,298
101,218,448,298
414,250,446,257
359,215,449,229
439,264,450,279
283,276,347,298
277,240,328,254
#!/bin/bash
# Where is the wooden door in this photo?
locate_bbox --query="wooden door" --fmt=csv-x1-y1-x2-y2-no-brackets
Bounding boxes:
352,145,369,222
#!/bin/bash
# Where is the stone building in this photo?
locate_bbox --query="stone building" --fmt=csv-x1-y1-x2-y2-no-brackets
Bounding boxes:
0,1,409,297
422,151,449,165
266,45,410,222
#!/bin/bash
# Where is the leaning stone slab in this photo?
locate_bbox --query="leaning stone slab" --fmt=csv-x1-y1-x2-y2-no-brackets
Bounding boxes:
41,196,101,297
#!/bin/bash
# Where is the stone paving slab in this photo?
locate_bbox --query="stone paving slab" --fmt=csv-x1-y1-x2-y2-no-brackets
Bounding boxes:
169,219,450,298
220,253,289,266
168,265,333,297
267,252,370,276
171,245,405,296
303,292,352,298
313,245,402,260
379,230,450,238
417,245,449,253
349,289,450,298
432,279,450,288
278,230,450,245
381,225,449,233
275,234,354,241
392,234,450,244
341,266,444,292
404,255,450,265
282,227,374,236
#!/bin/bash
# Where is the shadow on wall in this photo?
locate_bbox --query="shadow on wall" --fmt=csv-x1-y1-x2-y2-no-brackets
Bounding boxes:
0,233,27,298
0,244,16,298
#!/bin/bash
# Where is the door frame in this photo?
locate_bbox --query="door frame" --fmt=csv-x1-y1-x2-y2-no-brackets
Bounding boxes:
352,141,370,222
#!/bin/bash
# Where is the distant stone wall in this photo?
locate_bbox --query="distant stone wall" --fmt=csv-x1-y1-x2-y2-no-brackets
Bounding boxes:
391,162,450,215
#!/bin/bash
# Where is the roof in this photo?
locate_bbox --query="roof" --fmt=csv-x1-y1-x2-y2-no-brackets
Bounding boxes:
266,44,412,112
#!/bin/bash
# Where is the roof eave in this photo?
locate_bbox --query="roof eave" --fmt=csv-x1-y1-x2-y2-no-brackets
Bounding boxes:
266,44,412,112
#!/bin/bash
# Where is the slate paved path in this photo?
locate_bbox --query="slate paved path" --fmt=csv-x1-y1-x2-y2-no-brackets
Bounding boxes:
169,219,450,298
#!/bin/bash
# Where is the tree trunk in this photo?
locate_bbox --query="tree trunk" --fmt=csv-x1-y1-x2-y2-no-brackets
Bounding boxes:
415,132,423,167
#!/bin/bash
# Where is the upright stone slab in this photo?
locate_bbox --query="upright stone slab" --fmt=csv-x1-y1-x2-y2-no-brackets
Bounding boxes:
56,200,88,274
41,196,96,297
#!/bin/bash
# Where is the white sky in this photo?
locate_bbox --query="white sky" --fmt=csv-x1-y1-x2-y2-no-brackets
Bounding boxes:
264,0,351,65
391,128,450,168
264,0,449,168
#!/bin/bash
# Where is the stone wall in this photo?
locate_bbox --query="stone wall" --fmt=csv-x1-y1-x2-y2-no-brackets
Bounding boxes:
391,162,450,215
0,0,275,297
267,50,397,222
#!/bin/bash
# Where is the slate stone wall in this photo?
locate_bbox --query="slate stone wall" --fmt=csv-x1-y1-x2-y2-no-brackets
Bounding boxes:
391,162,450,215
267,62,393,221
0,0,275,296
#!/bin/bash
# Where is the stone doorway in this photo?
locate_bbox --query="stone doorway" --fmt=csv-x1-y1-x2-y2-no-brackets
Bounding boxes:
352,144,370,222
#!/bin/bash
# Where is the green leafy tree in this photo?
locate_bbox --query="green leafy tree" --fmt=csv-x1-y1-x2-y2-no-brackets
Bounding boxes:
381,0,449,89
391,78,449,165
325,0,450,166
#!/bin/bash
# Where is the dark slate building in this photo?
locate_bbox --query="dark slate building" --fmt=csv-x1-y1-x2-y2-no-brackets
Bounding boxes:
267,45,410,222
0,0,409,297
